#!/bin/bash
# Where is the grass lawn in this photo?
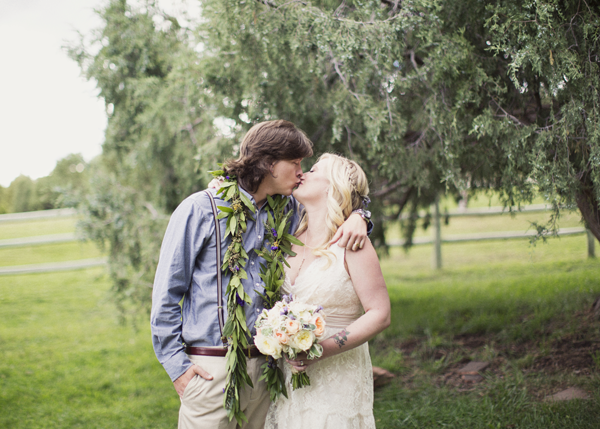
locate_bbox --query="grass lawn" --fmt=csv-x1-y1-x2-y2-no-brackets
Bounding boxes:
0,268,179,428
0,217,79,240
372,237,600,428
0,241,103,267
1,212,599,428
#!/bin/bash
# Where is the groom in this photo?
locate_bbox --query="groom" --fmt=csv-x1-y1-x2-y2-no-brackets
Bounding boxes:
151,120,370,429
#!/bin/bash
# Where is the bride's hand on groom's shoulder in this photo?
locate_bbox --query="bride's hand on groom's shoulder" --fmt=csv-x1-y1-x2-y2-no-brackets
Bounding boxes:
330,213,367,251
207,177,224,190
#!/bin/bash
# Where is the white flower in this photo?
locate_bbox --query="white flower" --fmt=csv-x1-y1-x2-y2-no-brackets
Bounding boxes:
267,307,283,325
289,329,315,352
254,332,283,359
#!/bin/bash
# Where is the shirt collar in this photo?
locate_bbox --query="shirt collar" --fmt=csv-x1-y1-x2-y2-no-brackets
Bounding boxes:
238,184,268,210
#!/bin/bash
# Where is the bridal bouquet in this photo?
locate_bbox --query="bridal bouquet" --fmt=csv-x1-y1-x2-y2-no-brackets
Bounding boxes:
254,294,326,390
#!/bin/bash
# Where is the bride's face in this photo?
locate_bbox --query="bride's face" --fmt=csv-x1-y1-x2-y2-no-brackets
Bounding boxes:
293,158,330,204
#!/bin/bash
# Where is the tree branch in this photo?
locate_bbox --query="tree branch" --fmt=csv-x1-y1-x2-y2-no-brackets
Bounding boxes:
373,180,407,198
490,97,525,126
345,125,355,158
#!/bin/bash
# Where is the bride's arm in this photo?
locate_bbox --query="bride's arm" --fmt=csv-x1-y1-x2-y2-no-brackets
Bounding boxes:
287,239,390,370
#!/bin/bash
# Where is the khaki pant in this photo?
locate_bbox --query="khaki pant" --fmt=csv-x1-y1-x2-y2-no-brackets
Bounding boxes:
178,354,270,429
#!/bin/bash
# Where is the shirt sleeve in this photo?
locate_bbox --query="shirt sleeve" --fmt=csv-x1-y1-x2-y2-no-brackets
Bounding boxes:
366,219,374,236
150,196,209,382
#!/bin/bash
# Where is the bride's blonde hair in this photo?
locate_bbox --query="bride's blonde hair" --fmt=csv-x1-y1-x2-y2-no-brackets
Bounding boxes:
295,153,369,263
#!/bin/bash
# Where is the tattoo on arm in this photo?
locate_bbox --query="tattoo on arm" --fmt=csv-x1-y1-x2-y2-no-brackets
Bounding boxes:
332,329,350,348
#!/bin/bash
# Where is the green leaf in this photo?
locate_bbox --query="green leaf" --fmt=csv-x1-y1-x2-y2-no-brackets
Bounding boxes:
226,186,236,199
266,210,275,228
276,220,286,239
239,192,255,213
284,233,304,246
279,242,294,256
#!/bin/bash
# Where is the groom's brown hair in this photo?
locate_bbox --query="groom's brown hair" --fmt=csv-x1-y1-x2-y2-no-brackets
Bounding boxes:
224,120,313,193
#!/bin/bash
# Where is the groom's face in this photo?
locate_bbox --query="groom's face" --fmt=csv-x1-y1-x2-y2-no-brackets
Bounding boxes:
267,158,304,196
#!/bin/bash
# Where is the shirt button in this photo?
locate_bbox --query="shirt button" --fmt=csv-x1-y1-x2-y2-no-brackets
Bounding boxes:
256,283,260,287
258,235,262,239
251,261,255,265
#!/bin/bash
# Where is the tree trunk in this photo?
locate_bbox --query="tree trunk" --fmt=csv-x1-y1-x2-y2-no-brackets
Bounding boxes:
576,177,600,315
575,178,600,242
591,297,600,320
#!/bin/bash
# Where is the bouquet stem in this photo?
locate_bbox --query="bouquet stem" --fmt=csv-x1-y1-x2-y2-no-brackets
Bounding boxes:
291,370,311,390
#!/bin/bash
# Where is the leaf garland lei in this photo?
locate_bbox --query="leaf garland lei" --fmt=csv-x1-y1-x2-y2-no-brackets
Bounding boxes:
210,168,303,425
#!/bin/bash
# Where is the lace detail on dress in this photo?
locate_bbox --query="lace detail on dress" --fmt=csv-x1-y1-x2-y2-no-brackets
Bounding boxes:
264,245,375,429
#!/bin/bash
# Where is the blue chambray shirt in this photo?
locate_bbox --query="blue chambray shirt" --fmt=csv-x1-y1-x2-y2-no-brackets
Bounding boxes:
150,187,301,382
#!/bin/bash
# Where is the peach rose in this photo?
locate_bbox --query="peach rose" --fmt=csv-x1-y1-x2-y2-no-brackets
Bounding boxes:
285,318,300,335
275,330,289,345
311,314,326,338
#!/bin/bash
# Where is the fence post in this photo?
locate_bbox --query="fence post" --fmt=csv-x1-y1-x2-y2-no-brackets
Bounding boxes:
432,194,442,269
587,229,595,258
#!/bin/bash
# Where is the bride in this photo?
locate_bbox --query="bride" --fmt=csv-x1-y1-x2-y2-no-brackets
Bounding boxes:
264,153,391,429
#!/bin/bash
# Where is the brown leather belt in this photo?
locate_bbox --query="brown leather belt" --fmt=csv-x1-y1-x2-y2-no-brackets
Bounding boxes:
185,346,262,358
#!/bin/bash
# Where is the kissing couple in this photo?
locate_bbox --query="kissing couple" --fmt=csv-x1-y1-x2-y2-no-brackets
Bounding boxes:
151,120,391,428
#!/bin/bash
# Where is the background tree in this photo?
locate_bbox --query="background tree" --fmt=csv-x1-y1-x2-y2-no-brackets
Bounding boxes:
36,153,92,209
67,0,236,317
0,186,11,214
200,0,600,241
9,175,39,213
70,0,600,317
0,154,92,214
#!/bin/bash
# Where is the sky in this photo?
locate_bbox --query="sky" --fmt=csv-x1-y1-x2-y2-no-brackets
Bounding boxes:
0,0,198,188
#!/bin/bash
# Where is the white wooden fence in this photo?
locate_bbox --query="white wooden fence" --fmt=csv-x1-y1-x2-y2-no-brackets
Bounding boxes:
388,199,592,269
1,204,592,274
0,209,106,276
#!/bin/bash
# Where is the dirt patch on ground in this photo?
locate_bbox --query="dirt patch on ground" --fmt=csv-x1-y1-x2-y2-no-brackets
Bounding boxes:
389,310,600,394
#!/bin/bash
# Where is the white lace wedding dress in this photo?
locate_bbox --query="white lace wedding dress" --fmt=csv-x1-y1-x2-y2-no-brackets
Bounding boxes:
264,245,376,429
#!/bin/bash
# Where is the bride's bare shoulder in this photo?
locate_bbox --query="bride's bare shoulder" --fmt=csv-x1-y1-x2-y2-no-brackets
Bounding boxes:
344,238,378,266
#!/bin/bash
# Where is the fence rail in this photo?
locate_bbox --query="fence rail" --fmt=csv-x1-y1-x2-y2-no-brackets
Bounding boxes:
400,203,570,220
0,208,77,223
406,198,591,270
0,205,591,274
0,233,78,249
387,227,586,247
0,258,107,276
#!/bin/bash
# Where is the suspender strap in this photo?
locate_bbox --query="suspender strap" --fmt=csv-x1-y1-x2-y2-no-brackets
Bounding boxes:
204,190,227,346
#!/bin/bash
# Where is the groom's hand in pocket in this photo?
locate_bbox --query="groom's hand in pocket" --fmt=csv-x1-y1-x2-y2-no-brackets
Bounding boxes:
174,364,213,398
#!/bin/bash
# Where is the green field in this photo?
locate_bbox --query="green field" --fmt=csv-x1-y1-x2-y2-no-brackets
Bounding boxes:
1,213,599,428
0,269,178,428
0,241,103,267
0,217,80,240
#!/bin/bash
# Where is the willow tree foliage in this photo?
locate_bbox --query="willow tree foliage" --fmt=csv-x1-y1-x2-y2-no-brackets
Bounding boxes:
70,0,600,316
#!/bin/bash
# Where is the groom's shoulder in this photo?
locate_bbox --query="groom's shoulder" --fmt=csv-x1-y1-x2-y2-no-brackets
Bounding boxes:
174,189,224,217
